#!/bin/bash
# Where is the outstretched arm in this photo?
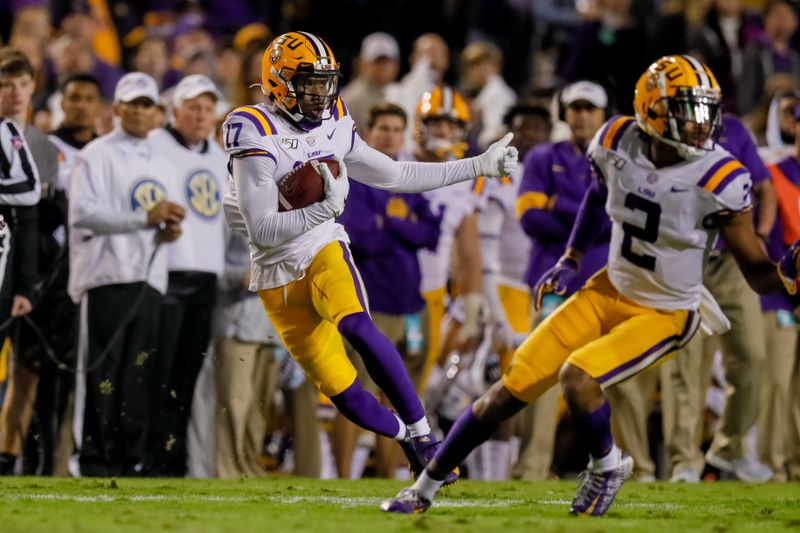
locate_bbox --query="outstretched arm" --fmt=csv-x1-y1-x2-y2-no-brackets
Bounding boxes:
562,178,610,263
345,133,517,193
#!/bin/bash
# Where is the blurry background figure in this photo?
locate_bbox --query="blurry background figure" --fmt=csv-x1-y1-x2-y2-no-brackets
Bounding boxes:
459,41,516,149
341,33,401,131
739,0,800,117
146,75,227,477
690,0,764,114
386,33,450,149
758,91,799,163
471,104,552,481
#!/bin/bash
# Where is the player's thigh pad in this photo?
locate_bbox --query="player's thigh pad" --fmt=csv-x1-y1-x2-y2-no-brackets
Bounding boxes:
502,284,607,403
307,241,369,325
567,306,700,389
259,276,357,398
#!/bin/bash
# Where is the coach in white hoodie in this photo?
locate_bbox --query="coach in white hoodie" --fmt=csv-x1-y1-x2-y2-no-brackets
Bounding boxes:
68,72,186,477
145,75,227,476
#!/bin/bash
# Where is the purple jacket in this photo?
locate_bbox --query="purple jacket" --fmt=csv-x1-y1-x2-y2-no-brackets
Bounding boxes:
518,140,610,294
338,180,441,315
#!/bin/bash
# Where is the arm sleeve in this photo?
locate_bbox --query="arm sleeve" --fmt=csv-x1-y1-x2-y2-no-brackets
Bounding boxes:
0,119,41,206
345,133,480,192
231,154,335,249
69,158,149,234
11,205,39,299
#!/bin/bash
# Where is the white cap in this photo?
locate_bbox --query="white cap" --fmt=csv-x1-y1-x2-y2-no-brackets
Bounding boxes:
561,81,608,109
360,32,400,62
172,74,222,108
114,72,160,104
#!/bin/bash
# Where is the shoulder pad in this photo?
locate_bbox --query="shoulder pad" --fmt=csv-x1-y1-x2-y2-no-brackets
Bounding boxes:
332,97,349,121
696,153,749,196
223,106,278,159
596,116,636,153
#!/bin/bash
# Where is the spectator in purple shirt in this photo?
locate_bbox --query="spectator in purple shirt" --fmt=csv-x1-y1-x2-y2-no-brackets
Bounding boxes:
757,104,800,481
517,81,610,303
333,102,441,480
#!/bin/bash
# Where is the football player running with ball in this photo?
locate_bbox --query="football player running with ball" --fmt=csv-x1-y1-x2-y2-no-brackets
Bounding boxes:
382,55,800,515
221,32,517,480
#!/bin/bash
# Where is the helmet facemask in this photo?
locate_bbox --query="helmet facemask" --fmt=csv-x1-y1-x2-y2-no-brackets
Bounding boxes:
649,87,722,159
269,64,342,129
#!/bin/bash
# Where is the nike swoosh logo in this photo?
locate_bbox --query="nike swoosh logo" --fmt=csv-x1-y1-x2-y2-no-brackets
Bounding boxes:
327,131,335,140
670,186,689,193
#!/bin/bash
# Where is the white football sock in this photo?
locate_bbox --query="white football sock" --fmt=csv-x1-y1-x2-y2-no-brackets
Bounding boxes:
408,416,431,438
412,470,444,501
482,440,511,480
591,444,621,472
393,413,408,441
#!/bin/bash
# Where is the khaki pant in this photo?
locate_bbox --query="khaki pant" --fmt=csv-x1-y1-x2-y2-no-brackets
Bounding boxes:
607,366,660,477
789,355,800,480
214,338,280,478
290,379,322,478
757,311,798,481
662,252,765,475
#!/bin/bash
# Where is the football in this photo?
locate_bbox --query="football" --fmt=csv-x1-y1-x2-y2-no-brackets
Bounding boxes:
277,159,340,212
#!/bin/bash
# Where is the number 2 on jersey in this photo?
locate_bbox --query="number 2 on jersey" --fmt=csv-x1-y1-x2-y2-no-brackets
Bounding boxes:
621,193,661,271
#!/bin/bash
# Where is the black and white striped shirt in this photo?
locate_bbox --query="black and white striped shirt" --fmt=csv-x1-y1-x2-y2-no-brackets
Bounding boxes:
0,117,41,206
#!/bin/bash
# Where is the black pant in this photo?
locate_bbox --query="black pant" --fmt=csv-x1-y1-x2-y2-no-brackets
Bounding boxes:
146,271,217,476
78,282,162,477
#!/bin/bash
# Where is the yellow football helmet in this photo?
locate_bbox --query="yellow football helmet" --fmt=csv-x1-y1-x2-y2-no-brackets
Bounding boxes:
634,55,722,159
261,31,341,129
415,85,471,160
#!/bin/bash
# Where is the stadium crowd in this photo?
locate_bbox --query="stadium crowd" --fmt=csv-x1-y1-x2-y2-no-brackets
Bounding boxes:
0,0,798,484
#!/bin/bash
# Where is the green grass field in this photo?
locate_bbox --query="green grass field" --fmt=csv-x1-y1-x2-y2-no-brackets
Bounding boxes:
0,477,798,532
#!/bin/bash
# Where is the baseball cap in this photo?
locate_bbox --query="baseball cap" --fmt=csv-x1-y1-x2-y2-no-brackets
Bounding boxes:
172,74,222,108
114,72,160,104
360,32,400,62
561,81,608,109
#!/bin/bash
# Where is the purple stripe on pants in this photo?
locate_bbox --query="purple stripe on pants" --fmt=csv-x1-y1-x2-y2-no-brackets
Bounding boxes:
339,241,367,312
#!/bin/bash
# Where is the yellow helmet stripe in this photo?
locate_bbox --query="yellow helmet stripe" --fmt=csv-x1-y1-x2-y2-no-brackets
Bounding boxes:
673,56,700,86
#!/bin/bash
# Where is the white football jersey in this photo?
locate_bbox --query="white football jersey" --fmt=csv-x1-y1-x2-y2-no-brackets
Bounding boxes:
478,166,531,284
418,177,484,294
591,116,752,310
222,100,356,289
149,127,227,277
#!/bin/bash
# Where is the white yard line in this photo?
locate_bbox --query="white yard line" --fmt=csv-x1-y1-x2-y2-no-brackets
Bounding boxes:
3,493,680,510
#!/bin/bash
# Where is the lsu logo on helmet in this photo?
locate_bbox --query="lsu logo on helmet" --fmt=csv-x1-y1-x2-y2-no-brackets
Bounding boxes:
261,32,341,129
186,170,220,219
130,178,166,212
634,55,722,159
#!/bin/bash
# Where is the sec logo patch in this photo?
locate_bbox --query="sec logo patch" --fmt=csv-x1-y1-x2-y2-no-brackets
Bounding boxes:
186,170,220,219
130,178,166,212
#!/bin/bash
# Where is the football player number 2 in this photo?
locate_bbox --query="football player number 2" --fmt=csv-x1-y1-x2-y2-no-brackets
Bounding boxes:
621,193,661,271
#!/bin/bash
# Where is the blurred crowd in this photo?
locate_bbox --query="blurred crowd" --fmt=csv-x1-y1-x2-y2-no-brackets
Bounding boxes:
0,0,798,483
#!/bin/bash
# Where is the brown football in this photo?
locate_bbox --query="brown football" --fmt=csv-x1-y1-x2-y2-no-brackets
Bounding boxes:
277,159,340,212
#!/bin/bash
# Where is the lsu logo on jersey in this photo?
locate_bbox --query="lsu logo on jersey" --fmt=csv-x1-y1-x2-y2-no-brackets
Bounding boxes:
130,178,166,212
186,169,220,219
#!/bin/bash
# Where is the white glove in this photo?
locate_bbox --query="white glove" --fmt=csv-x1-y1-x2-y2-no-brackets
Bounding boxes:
318,158,349,216
473,132,518,177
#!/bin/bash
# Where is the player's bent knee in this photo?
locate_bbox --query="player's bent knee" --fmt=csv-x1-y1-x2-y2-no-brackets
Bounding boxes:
338,311,373,338
559,363,593,395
